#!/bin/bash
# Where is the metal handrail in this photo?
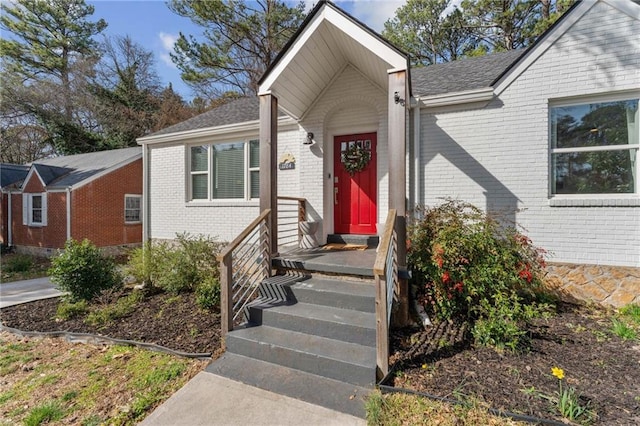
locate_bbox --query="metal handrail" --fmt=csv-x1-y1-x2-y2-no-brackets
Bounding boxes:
373,209,398,380
277,196,306,248
217,209,271,335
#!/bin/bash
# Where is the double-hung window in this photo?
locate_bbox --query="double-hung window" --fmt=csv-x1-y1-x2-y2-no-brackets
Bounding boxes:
22,193,47,226
189,139,260,201
124,195,141,223
550,96,639,195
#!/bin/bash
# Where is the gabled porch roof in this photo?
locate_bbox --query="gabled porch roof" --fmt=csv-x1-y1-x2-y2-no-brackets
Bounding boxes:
258,0,409,120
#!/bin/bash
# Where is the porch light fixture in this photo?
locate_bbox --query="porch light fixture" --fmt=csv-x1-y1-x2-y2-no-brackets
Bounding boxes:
303,132,314,145
394,91,405,107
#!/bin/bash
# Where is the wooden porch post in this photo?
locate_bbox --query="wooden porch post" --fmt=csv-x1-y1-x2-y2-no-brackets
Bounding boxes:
260,93,278,258
388,70,409,326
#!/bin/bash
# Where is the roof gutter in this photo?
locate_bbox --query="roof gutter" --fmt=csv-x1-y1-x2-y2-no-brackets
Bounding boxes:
66,188,71,241
137,116,298,147
415,87,495,108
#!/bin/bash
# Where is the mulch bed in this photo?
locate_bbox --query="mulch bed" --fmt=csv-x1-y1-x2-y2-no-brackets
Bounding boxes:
0,291,221,355
388,303,640,425
2,294,639,424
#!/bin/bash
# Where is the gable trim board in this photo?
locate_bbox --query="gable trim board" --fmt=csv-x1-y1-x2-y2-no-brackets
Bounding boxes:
21,167,47,191
494,0,640,95
257,1,409,121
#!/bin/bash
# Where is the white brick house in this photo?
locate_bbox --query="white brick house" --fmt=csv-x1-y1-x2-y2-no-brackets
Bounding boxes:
138,0,639,305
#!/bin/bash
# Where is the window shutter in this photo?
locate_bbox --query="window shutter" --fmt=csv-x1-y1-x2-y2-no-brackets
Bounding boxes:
22,193,28,225
41,193,47,226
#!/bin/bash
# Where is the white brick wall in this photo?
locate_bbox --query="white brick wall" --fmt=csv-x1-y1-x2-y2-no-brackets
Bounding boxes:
149,128,302,243
419,1,640,267
301,65,389,240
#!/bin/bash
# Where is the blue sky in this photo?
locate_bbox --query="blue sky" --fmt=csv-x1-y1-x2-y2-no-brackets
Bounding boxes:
88,0,410,101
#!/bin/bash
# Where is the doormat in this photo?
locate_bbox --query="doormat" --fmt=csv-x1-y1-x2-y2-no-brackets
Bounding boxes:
322,243,368,251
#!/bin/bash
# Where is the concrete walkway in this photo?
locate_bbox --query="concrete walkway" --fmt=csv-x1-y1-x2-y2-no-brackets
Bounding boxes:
140,371,366,426
0,277,62,308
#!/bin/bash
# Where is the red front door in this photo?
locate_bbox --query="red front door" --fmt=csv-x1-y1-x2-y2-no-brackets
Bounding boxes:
333,133,377,234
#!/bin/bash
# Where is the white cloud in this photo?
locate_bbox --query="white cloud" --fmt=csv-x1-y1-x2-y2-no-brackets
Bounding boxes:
340,0,407,32
158,32,178,68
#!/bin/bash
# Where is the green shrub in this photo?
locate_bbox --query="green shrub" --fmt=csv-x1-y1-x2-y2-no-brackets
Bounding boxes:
126,233,221,294
48,239,122,302
85,291,143,326
3,254,33,273
125,242,153,285
408,200,552,351
56,300,89,320
196,275,221,311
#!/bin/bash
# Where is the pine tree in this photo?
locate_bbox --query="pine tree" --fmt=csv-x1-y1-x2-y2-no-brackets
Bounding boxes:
168,0,305,99
0,0,107,154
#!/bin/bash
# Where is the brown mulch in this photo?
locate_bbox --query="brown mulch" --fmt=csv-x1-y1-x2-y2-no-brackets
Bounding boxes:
2,294,639,424
388,303,640,425
0,291,221,354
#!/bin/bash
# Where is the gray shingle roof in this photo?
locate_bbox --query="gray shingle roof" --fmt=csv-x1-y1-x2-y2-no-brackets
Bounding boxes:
33,164,72,185
411,50,524,97
148,51,523,137
150,97,263,137
29,146,141,189
1,164,29,188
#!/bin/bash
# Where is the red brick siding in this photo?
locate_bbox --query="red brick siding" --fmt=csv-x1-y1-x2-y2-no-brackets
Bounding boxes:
1,193,7,244
11,191,67,249
71,159,142,246
22,173,46,193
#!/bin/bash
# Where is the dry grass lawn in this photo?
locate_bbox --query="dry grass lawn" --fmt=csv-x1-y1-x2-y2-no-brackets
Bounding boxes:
0,331,206,425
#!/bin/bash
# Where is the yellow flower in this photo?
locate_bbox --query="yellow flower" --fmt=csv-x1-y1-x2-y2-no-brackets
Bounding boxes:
421,364,427,369
551,367,565,380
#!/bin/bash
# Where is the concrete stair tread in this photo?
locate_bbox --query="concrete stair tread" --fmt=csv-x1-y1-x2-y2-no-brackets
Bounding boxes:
259,302,375,330
287,276,375,313
327,234,379,247
207,353,370,418
290,276,375,298
229,325,376,367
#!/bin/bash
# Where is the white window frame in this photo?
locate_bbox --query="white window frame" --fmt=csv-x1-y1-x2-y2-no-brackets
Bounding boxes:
124,194,142,224
187,138,259,202
22,193,47,227
549,92,640,202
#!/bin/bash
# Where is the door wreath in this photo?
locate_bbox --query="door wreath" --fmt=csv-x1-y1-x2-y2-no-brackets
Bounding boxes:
342,143,371,176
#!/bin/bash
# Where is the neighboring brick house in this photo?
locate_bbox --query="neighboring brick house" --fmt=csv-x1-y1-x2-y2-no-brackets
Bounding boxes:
5,147,142,255
1,164,29,245
139,0,639,306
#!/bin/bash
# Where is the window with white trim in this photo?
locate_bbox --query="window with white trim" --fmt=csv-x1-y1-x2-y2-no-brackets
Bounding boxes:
189,139,260,201
550,97,639,195
22,193,47,226
124,195,141,223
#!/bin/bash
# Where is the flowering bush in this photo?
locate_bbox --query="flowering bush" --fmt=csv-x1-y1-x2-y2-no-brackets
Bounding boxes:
408,200,551,350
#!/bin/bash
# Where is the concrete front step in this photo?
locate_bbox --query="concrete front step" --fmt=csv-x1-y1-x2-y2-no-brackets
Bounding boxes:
247,301,376,347
225,325,376,387
207,353,370,418
327,234,379,247
288,276,376,313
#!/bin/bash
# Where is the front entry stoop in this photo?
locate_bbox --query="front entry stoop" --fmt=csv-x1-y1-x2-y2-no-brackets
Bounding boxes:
207,257,377,418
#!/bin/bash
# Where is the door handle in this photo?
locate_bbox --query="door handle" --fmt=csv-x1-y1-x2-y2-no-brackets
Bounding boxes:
334,187,338,205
